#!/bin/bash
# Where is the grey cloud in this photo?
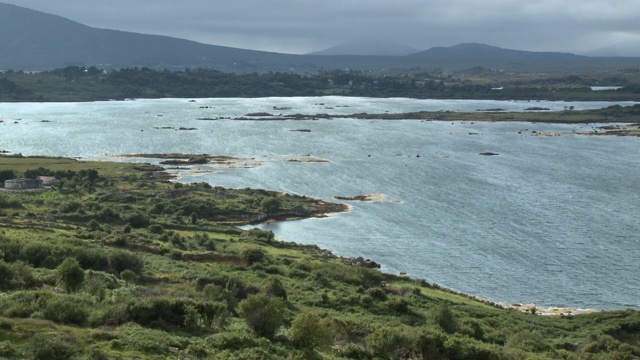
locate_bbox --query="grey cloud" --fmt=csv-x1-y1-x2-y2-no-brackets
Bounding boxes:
4,0,640,54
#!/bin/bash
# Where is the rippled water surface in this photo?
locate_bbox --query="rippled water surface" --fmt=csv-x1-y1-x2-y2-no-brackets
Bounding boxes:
1,97,638,310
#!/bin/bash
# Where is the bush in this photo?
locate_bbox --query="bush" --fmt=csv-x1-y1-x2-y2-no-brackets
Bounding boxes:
42,295,89,325
56,257,85,293
0,194,21,209
148,224,164,234
0,261,14,290
120,269,137,286
126,212,150,228
29,334,78,360
87,219,102,232
0,340,17,358
432,304,459,334
206,331,256,351
117,323,190,354
238,294,285,340
109,250,144,275
290,311,333,350
367,326,413,359
0,290,55,318
366,287,388,301
385,297,411,314
266,277,287,300
505,329,550,353
241,248,266,265
76,249,110,272
335,343,373,360
59,201,83,214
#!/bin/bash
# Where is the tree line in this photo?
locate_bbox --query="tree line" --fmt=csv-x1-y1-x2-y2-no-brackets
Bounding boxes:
1,66,639,102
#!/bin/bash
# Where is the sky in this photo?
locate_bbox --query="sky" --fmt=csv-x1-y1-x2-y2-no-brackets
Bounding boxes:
4,0,640,55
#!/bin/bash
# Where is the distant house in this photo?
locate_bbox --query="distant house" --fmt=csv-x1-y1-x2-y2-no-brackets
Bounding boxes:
5,178,43,190
36,176,56,186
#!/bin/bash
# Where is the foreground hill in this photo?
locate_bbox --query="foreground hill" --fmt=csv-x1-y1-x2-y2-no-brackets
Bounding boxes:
1,3,640,73
0,155,638,359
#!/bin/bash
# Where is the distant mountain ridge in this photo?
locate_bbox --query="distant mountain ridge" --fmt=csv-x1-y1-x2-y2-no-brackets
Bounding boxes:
0,2,638,72
308,41,419,56
0,2,300,71
410,43,584,60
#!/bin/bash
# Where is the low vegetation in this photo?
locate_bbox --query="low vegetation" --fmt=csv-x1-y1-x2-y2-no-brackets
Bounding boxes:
0,155,639,359
1,66,640,102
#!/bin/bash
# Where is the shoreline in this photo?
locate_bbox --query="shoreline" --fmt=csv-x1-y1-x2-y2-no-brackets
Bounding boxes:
0,150,623,315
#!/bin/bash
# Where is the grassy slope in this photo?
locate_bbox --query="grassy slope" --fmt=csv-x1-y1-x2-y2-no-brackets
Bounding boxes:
0,156,638,359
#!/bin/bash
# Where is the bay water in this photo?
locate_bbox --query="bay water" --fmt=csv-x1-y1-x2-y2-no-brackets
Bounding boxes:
1,97,638,310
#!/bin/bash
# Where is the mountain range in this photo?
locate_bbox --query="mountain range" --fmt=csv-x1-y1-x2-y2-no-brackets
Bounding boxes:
0,2,638,73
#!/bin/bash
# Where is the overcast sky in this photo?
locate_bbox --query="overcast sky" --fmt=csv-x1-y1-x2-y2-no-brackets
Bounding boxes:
4,0,640,55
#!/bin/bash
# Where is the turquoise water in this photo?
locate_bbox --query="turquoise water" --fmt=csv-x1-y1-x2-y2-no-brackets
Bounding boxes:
1,97,638,310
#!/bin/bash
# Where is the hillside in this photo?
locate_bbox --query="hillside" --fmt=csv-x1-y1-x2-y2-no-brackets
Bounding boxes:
0,155,638,359
410,43,583,60
0,2,302,72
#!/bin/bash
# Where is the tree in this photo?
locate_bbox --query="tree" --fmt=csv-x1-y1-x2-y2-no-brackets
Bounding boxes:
0,170,16,186
290,311,333,351
237,294,285,339
260,197,281,213
56,258,85,293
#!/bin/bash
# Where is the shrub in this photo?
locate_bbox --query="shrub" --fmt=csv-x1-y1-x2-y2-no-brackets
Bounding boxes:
169,249,183,261
238,294,285,340
76,249,110,272
386,297,411,314
505,329,550,353
366,287,388,301
42,295,89,325
0,340,17,358
241,248,266,265
120,269,137,286
56,257,85,293
335,343,373,360
203,284,238,312
367,326,413,359
0,194,21,208
29,334,78,360
96,206,121,221
0,261,14,290
206,331,256,351
432,304,459,334
265,277,287,300
109,250,144,275
59,200,83,213
148,224,164,234
0,290,55,318
290,311,333,350
117,323,190,354
126,212,150,228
